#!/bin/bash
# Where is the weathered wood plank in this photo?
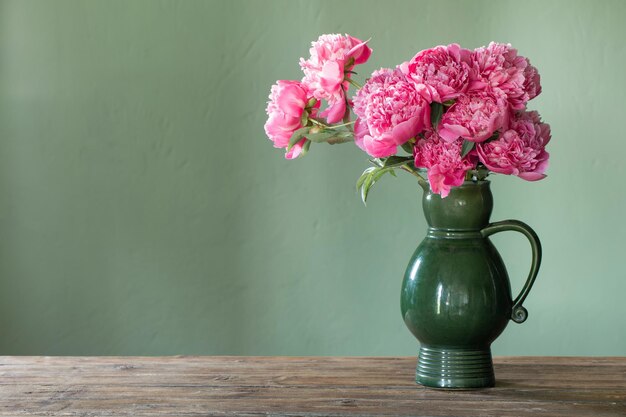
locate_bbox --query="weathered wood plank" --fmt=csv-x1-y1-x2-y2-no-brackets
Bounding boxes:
0,356,624,416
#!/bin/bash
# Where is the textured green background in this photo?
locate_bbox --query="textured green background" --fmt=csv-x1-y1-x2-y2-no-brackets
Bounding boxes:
0,0,624,356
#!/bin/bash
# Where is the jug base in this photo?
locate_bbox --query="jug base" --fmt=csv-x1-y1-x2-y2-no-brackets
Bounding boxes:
416,346,495,389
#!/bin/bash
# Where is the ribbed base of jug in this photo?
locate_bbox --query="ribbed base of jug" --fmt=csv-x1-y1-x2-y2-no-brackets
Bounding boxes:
416,346,495,389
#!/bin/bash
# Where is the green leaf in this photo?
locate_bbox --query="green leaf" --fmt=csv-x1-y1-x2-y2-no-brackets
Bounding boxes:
430,102,444,129
466,165,490,182
382,155,413,168
300,110,309,127
299,139,311,157
356,166,376,191
306,130,340,143
460,140,475,158
326,135,354,145
356,166,397,205
443,99,456,107
360,170,375,204
400,142,415,155
287,127,310,151
475,164,490,180
372,167,394,182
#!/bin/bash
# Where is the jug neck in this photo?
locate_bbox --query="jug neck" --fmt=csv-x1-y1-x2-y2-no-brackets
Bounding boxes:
421,180,493,231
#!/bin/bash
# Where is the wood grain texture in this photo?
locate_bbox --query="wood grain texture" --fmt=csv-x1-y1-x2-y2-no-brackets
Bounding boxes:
0,356,624,416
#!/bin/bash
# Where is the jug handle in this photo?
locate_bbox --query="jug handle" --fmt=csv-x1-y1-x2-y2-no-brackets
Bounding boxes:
481,220,542,324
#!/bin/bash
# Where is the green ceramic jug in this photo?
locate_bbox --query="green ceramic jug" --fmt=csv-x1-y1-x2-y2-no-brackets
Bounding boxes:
401,180,541,389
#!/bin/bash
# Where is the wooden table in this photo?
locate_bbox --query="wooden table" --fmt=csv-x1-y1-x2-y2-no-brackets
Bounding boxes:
0,356,624,416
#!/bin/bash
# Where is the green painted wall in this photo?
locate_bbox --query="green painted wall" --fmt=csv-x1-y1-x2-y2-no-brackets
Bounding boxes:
0,0,624,356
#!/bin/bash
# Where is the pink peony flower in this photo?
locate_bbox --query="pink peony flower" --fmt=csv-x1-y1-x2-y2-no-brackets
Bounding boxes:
476,110,550,180
353,68,431,158
402,43,472,103
414,131,475,197
438,91,509,143
470,42,541,110
264,80,317,159
300,34,372,123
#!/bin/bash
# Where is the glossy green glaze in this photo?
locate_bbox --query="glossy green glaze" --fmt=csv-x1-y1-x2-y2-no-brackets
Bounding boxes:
401,181,542,388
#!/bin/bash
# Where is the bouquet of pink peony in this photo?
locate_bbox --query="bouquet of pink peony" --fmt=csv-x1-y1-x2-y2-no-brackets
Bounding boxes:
264,34,550,200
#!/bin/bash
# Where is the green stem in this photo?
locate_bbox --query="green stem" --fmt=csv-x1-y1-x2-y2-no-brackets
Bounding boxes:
341,84,352,128
400,165,428,185
345,77,363,90
326,121,355,129
309,118,329,128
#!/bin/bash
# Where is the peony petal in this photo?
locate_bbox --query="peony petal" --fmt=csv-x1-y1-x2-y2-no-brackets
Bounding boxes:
535,150,550,172
284,138,305,160
476,143,516,175
322,99,347,124
426,167,449,197
347,38,372,65
518,172,546,181
276,83,306,117
468,79,488,92
353,118,368,152
519,150,549,181
438,85,463,102
363,135,397,158
439,124,470,142
264,114,301,148
414,83,437,104
398,61,410,75
446,43,462,61
389,115,423,146
319,61,343,95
